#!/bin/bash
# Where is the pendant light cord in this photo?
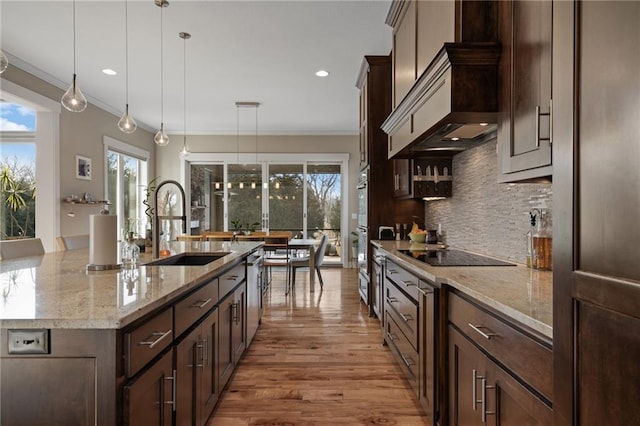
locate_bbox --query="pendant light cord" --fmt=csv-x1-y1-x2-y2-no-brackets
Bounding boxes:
183,34,187,143
236,105,240,164
125,0,129,105
160,4,164,127
255,106,258,164
72,0,77,75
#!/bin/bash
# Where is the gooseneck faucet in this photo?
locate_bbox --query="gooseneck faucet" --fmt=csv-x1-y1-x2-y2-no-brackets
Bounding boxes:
153,180,187,258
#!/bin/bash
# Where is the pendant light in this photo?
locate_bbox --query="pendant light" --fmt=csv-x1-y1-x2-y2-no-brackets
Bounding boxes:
154,0,169,146
118,0,137,133
0,50,8,74
179,32,191,157
61,0,87,112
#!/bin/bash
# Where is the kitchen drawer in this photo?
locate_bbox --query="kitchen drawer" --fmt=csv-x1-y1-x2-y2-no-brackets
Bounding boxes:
174,278,219,337
385,258,420,301
449,292,552,401
124,307,173,378
386,314,419,396
219,262,245,299
385,279,419,350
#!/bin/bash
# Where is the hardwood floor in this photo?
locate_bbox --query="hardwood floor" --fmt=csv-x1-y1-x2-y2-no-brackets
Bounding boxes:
209,267,429,425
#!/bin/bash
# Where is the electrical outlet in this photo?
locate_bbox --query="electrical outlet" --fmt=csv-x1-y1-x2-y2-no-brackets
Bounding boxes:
8,329,49,354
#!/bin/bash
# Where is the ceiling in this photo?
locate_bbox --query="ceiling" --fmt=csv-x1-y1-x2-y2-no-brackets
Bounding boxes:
1,0,392,135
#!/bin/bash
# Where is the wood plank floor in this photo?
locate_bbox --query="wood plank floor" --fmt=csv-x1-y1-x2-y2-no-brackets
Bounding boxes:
208,267,429,425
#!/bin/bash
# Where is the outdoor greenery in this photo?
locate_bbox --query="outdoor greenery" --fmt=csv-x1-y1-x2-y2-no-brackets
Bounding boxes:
1,158,36,239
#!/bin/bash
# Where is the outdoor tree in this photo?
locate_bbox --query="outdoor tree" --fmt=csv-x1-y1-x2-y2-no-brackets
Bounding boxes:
0,157,36,239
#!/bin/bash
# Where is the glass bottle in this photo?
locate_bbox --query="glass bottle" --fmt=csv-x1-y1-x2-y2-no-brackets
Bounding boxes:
159,233,171,257
533,209,552,270
121,231,140,267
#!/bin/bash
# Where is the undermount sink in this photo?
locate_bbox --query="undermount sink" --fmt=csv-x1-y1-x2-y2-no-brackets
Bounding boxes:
144,252,231,267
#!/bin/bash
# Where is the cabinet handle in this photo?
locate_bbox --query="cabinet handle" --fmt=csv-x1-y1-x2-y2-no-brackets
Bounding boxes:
401,280,416,288
468,323,497,340
416,286,434,296
399,312,413,323
386,296,397,304
481,378,496,423
138,329,172,349
387,332,399,342
196,340,205,369
549,99,553,145
536,103,552,148
472,369,484,411
400,353,415,367
388,268,398,275
535,105,540,148
191,298,212,309
227,275,239,281
164,369,177,411
232,302,239,325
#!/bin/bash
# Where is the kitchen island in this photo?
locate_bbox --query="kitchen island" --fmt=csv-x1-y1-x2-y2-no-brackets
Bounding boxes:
0,241,262,426
372,240,553,425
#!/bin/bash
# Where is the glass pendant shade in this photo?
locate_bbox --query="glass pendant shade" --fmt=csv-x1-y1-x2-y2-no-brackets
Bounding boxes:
0,50,8,74
61,74,88,112
118,104,137,133
154,123,170,146
180,136,190,157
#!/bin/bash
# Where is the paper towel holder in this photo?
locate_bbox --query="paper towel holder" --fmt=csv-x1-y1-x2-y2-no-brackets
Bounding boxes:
86,210,122,272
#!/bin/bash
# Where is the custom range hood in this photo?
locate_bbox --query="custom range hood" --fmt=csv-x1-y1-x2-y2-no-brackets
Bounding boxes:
382,42,501,158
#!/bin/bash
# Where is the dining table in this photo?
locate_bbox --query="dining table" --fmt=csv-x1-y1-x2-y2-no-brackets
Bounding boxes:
287,238,318,292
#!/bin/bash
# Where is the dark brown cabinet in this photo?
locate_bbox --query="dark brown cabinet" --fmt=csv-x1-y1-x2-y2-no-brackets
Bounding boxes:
448,292,552,425
392,159,412,198
553,2,640,425
175,308,219,426
218,283,246,391
497,0,553,182
123,350,174,426
371,247,383,320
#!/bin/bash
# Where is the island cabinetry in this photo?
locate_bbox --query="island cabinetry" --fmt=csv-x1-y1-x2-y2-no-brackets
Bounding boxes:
448,292,552,425
175,308,219,426
371,245,384,321
124,307,173,378
497,0,553,182
218,282,246,391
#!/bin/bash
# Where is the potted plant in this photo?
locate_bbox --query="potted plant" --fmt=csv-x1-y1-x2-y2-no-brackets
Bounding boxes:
244,221,260,235
350,231,359,259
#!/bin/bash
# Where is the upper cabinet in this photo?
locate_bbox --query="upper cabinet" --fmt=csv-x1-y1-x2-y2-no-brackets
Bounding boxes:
496,0,553,182
383,1,500,159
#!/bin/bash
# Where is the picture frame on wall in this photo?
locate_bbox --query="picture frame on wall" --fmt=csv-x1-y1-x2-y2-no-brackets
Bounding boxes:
76,155,92,180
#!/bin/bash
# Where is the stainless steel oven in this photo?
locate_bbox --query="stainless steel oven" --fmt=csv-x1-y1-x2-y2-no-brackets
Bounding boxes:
357,168,368,228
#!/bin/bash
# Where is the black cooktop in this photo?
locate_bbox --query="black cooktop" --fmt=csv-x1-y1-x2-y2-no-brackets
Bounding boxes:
398,249,515,267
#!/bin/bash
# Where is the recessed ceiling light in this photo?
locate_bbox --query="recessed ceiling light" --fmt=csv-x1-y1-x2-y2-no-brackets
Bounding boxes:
479,122,489,126
102,69,117,76
315,70,329,77
451,137,460,141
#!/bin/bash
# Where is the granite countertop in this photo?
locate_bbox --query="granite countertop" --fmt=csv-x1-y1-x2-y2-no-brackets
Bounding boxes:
373,240,552,339
0,241,261,330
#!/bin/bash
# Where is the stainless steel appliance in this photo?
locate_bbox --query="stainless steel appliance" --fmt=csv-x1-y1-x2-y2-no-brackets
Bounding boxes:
398,249,515,267
356,169,369,305
247,251,264,345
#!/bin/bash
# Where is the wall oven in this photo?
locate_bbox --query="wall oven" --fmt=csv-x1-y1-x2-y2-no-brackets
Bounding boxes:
357,168,369,306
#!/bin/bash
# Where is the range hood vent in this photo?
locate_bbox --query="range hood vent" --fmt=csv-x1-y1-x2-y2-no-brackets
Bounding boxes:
382,42,501,158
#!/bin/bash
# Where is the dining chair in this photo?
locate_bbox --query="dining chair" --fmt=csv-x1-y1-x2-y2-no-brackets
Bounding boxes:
263,234,292,294
0,238,45,260
290,234,328,289
56,234,90,250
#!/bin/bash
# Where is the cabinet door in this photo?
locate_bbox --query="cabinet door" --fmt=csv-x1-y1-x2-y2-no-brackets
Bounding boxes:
371,258,382,320
199,309,219,426
393,0,416,107
485,358,552,425
392,159,412,197
232,284,247,362
418,285,437,421
218,294,234,390
123,350,174,426
359,75,369,168
175,326,200,426
449,326,486,426
498,0,553,180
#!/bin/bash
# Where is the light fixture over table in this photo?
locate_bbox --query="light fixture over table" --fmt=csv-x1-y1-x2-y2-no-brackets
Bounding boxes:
154,0,170,146
118,0,137,133
61,0,87,112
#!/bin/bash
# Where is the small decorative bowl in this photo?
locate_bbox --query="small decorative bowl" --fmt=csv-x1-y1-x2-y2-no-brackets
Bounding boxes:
408,232,426,243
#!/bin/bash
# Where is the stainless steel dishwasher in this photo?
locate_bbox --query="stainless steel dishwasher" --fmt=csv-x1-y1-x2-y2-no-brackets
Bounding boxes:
246,251,264,345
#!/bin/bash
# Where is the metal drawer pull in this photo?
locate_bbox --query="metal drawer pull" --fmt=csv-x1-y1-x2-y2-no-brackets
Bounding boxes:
387,332,399,341
138,329,172,348
191,298,212,309
417,286,434,296
472,369,484,411
232,302,239,325
468,323,497,340
386,297,397,304
164,369,176,411
481,378,496,423
400,353,415,367
388,268,398,275
196,341,205,369
227,275,239,281
535,105,541,148
399,312,413,322
402,280,416,287
204,336,210,366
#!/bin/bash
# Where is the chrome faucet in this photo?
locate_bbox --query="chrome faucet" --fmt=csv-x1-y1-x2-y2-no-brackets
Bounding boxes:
153,180,187,258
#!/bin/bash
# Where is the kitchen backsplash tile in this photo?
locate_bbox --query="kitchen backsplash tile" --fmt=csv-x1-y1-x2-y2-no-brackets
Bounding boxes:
424,139,552,265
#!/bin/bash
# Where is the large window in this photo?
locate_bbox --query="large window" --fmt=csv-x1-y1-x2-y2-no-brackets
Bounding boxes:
104,137,149,238
0,101,36,240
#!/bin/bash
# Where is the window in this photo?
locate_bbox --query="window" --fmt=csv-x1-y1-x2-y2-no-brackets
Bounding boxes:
0,101,37,240
104,137,149,238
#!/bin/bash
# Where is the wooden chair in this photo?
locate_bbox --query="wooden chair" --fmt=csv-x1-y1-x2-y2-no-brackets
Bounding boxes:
263,234,292,294
176,234,204,241
0,238,45,260
56,234,90,250
291,234,328,289
204,232,234,241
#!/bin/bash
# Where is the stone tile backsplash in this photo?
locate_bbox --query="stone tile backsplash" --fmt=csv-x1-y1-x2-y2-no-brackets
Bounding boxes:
424,139,552,264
